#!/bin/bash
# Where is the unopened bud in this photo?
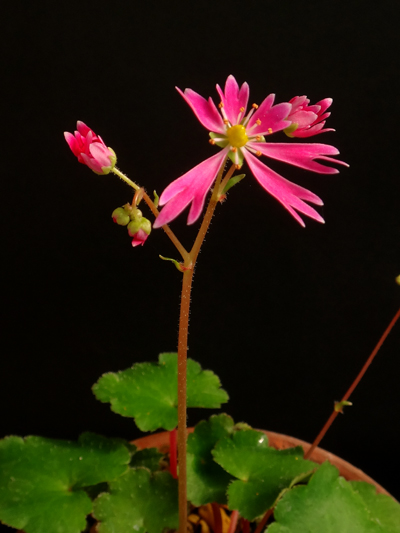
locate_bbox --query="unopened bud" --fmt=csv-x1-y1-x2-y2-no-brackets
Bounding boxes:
112,207,130,226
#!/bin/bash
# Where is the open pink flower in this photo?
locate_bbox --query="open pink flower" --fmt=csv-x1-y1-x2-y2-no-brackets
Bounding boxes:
284,96,334,138
64,121,116,175
154,76,347,228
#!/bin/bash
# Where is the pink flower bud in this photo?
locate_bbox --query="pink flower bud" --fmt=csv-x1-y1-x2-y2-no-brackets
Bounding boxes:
64,121,116,175
128,217,152,247
284,96,334,138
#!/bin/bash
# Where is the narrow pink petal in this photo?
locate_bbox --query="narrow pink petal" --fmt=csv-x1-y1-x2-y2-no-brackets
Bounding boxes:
248,101,292,136
154,149,228,228
293,124,335,138
77,121,91,136
243,150,325,226
315,98,333,114
250,142,348,174
289,110,318,129
216,75,250,125
176,87,225,133
89,143,113,168
64,132,80,157
80,152,103,173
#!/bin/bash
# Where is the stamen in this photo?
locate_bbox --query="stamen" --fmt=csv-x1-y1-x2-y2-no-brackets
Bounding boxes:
252,103,259,109
240,107,245,112
218,102,224,108
235,164,242,170
256,151,262,157
231,147,237,152
224,119,230,125
209,139,216,145
256,135,262,141
268,128,273,134
256,119,261,126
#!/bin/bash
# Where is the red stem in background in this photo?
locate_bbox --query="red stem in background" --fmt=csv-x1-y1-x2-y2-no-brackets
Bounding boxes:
253,508,273,533
227,510,239,533
169,428,178,479
241,518,250,533
304,306,400,460
211,503,223,533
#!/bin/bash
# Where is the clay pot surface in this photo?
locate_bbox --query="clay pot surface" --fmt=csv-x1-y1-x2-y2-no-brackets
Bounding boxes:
133,428,392,498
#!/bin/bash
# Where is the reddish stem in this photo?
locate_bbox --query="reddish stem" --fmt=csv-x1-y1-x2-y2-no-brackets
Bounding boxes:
211,503,223,533
253,508,273,533
227,510,239,533
241,518,250,533
304,306,400,460
169,428,178,479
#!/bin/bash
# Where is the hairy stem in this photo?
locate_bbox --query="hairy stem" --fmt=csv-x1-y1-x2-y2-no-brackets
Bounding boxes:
176,161,233,533
304,306,400,460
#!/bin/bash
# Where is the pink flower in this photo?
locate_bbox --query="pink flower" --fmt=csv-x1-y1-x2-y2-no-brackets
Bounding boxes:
130,228,149,247
284,96,334,138
64,121,116,175
154,76,348,228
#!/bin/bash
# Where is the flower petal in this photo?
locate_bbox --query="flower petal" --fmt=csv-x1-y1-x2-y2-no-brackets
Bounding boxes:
249,142,348,174
248,99,292,136
76,121,91,136
176,87,225,133
154,149,228,227
64,132,80,157
243,150,324,226
216,75,250,124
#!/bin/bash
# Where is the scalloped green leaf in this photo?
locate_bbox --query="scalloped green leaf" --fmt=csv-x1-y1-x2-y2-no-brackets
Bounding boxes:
268,462,389,533
350,481,400,532
0,433,130,533
187,414,235,506
93,353,229,431
93,467,178,533
212,429,316,520
130,448,164,472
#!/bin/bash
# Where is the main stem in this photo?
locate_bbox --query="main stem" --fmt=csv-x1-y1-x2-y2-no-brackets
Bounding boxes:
177,161,234,533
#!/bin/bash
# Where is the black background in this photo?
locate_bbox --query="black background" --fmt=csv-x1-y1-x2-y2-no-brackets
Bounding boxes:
2,0,400,514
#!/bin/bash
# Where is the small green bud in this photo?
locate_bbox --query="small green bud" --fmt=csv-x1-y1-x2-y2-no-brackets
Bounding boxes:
112,207,130,226
127,219,142,236
140,217,152,235
283,123,299,138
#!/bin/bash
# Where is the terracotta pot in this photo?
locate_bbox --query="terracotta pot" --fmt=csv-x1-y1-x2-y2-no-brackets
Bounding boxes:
133,428,393,498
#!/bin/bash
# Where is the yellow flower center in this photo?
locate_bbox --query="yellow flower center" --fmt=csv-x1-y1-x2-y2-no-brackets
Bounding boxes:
226,125,248,148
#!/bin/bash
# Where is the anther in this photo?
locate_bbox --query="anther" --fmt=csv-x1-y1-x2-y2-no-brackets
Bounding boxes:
231,147,237,152
209,139,216,145
224,119,230,125
256,135,262,141
235,164,242,170
240,107,245,112
256,151,262,157
268,128,273,134
256,119,261,126
218,102,224,108
252,103,259,109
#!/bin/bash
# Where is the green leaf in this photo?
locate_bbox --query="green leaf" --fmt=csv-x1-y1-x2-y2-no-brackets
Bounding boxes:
222,174,245,194
93,467,178,533
0,433,130,533
187,414,235,506
93,353,229,431
268,462,387,533
350,481,400,532
130,448,164,472
212,429,316,520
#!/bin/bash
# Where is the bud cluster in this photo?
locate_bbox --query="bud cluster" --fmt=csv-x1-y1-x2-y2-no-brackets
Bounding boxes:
112,204,152,247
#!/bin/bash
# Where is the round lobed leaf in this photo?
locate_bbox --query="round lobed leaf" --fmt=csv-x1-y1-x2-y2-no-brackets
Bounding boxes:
0,433,131,533
212,429,316,520
93,352,229,431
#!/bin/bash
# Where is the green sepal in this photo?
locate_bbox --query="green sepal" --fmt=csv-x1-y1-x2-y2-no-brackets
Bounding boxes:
187,414,235,506
153,190,159,208
227,148,244,167
93,467,178,533
159,254,185,271
0,433,131,533
222,174,245,194
93,353,229,432
212,429,316,520
209,132,229,148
